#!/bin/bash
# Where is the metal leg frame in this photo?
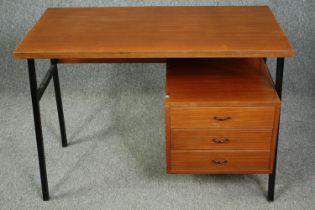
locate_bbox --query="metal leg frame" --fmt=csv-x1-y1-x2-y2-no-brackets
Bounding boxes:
51,59,68,147
27,59,68,201
27,57,284,201
267,57,284,201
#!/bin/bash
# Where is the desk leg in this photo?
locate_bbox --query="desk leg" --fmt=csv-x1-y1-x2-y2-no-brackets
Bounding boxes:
27,59,50,201
268,57,284,201
51,59,68,147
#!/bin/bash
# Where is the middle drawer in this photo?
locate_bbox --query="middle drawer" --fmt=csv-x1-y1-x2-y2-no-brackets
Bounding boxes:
170,107,275,129
171,129,272,150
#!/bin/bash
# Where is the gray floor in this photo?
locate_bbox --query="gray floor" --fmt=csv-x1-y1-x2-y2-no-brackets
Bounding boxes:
0,83,314,209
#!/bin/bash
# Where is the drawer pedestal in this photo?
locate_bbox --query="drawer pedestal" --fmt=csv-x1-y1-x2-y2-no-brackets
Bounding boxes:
165,58,280,174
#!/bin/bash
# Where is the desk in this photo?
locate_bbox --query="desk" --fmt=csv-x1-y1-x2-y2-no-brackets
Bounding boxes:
13,6,293,201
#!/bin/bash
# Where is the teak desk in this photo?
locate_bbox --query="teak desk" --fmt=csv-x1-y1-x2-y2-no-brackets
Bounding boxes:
13,6,294,201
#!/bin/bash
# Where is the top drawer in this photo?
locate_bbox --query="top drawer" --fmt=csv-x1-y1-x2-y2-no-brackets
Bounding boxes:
170,107,275,129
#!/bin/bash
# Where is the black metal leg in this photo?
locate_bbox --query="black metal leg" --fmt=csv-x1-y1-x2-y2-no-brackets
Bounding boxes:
27,59,50,201
51,59,68,147
267,57,284,201
263,58,267,63
275,58,284,99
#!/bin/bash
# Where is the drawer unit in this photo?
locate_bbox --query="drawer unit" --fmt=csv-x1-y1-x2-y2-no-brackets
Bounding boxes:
170,150,271,173
171,129,272,150
165,58,280,174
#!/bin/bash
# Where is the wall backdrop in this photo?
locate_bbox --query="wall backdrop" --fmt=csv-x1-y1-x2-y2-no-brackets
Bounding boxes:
1,0,314,96
0,0,314,209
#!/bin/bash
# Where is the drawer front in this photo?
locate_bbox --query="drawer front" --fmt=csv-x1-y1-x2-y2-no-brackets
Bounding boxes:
170,107,275,129
170,151,270,173
171,129,272,150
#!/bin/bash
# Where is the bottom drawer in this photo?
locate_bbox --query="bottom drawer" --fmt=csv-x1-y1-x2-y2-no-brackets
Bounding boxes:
170,151,271,174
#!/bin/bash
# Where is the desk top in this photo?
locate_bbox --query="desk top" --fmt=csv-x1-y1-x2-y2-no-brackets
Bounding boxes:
13,6,294,59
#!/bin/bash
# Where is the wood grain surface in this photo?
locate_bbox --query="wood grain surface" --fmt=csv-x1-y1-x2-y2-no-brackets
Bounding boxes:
171,129,272,150
13,6,293,59
166,58,280,106
165,58,280,174
170,150,271,173
170,107,275,129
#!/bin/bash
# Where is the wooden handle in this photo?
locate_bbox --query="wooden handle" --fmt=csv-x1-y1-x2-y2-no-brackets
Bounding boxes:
213,116,231,121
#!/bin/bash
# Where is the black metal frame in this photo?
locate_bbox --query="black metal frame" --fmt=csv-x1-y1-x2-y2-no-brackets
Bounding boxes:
267,57,284,201
26,58,284,201
27,59,67,201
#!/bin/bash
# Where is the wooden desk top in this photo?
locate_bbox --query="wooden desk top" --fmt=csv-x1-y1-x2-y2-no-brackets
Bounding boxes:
13,6,294,59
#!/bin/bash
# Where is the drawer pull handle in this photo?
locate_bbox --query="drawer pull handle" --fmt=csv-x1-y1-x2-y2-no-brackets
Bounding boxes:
212,138,229,144
214,116,231,121
211,160,228,165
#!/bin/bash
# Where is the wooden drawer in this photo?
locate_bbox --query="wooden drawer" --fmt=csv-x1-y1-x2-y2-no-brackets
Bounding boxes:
170,107,275,129
171,129,272,150
170,150,271,173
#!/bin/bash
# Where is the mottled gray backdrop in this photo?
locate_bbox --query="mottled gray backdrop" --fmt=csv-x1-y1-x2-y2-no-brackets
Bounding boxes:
1,0,315,96
0,1,314,210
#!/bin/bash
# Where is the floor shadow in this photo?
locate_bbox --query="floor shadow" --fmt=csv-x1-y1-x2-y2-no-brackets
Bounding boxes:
43,99,114,199
26,173,42,199
40,63,166,199
191,173,270,197
50,127,112,198
108,100,166,179
42,101,109,146
92,64,167,179
51,184,93,200
192,174,245,183
246,174,268,196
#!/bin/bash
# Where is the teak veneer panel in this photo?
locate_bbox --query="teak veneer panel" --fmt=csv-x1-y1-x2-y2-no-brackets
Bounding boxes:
166,58,280,106
170,150,271,174
13,6,293,59
165,58,281,174
171,129,272,150
170,107,275,129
